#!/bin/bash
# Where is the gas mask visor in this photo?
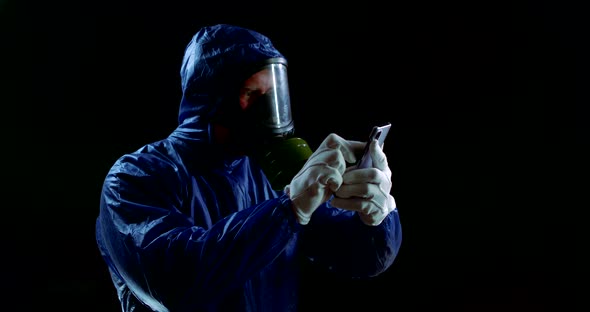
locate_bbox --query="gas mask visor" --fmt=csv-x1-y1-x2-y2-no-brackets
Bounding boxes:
243,58,313,191
249,57,294,138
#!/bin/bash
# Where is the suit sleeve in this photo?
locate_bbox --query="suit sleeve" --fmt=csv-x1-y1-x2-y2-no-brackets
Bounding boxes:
299,199,402,278
96,154,301,310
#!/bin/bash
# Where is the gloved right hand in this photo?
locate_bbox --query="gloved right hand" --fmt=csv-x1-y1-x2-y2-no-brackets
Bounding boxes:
284,133,364,225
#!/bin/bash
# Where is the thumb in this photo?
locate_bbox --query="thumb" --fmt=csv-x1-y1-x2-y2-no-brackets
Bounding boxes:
369,139,389,172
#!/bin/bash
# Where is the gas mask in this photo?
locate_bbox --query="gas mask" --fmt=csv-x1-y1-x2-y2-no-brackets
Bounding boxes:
238,57,313,190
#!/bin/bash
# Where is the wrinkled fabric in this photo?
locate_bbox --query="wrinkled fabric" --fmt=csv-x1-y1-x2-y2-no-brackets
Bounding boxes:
95,24,402,312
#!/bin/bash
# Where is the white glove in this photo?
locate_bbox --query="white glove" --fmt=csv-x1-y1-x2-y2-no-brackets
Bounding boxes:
285,133,363,225
331,139,397,226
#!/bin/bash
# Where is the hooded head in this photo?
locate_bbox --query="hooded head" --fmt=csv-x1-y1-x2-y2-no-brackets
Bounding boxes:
171,24,312,190
171,24,286,149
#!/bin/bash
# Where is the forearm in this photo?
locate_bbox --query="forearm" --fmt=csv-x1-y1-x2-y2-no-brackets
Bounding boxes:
301,203,402,277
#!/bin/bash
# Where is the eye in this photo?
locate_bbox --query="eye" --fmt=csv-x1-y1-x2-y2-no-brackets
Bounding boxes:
240,88,253,97
241,88,263,100
240,88,263,110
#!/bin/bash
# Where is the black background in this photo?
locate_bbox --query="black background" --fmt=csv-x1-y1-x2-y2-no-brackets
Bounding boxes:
1,0,588,311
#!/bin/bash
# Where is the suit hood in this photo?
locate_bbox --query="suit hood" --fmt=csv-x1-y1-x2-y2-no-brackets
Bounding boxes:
171,24,285,143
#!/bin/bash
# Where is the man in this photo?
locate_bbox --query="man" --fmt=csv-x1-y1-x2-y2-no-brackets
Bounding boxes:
95,23,402,312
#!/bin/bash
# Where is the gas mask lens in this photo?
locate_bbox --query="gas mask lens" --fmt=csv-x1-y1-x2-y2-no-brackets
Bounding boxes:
250,58,294,137
242,58,313,191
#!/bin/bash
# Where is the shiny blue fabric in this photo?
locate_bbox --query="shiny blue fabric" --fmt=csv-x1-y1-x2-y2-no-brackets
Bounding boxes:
95,24,402,312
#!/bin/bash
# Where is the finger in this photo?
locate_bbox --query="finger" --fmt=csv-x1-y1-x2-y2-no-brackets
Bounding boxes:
341,167,385,185
321,133,365,164
306,147,348,176
336,182,388,207
388,194,397,211
334,182,367,199
342,168,393,203
303,161,344,189
289,163,342,201
369,140,392,179
322,167,344,192
331,196,384,216
330,196,364,212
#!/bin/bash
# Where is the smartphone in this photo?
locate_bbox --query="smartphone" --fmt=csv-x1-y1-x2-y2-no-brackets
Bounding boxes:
355,123,391,169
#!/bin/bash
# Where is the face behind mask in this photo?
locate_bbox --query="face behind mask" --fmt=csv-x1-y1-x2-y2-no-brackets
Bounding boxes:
237,58,313,190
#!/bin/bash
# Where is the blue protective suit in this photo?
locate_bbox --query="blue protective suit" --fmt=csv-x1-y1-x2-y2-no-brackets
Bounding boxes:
95,24,402,312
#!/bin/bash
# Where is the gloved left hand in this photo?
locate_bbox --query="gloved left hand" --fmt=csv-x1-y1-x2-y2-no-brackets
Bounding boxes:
285,133,362,225
331,139,397,226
